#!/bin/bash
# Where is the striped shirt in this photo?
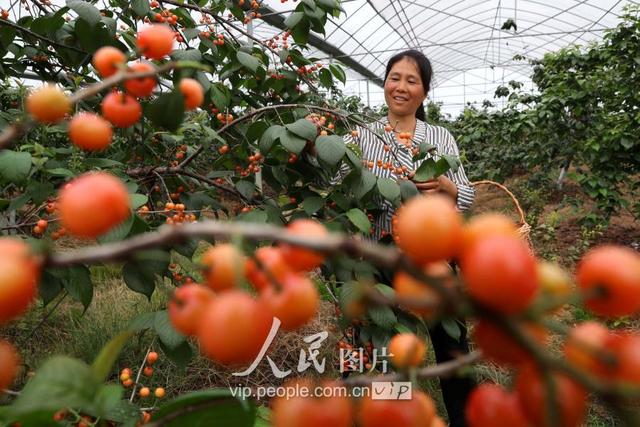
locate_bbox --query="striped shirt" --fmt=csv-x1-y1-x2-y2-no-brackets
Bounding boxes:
339,116,475,240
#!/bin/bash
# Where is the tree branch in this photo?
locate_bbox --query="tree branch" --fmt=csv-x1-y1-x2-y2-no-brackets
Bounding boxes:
342,350,481,387
0,18,87,54
161,0,319,92
0,61,207,150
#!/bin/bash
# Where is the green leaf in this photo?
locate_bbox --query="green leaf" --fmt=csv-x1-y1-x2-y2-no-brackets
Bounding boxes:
174,239,199,258
238,209,268,223
399,179,419,201
152,390,255,427
128,311,156,331
98,215,136,244
254,406,271,427
284,11,304,28
291,16,310,45
122,262,155,298
130,194,148,209
317,0,338,8
91,330,135,382
26,181,53,205
329,64,346,84
11,356,97,416
171,7,196,27
246,121,268,143
159,339,194,369
318,68,333,88
345,147,362,171
441,154,460,173
39,270,64,306
352,169,376,199
8,193,30,212
171,48,202,63
419,142,437,157
45,167,75,177
122,250,169,299
413,158,437,182
338,281,365,315
235,180,255,200
346,208,371,233
154,310,186,349
377,177,400,202
237,51,260,72
374,283,395,298
0,150,31,182
394,323,413,334
209,83,231,109
131,0,150,17
285,118,317,140
104,399,140,424
259,125,285,153
315,135,346,166
367,305,397,330
31,14,65,36
183,27,200,41
101,16,117,37
302,196,324,214
147,91,185,132
83,158,123,168
433,158,451,177
371,326,392,350
441,318,462,342
66,0,102,26
280,131,307,154
63,265,93,312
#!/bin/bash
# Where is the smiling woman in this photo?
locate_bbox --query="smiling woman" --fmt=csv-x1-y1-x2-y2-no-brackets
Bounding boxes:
339,50,475,241
336,49,476,427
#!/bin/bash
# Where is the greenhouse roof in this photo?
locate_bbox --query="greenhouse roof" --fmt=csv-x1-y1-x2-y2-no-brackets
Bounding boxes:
251,0,639,115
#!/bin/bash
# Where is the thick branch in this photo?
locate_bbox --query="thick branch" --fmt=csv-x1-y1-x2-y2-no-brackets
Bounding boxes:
45,220,399,268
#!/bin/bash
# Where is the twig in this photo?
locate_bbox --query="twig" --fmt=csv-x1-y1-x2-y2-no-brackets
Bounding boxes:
161,0,319,92
342,350,481,387
27,291,68,339
127,167,249,202
130,339,157,402
153,171,173,202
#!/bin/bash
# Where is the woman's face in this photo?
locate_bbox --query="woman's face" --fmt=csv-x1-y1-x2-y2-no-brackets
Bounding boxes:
384,57,427,118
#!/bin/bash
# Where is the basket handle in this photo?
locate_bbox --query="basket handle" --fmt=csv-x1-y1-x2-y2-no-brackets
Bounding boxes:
471,180,527,226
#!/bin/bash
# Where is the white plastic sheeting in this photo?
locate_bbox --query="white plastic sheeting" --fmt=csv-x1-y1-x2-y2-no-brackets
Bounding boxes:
253,0,638,115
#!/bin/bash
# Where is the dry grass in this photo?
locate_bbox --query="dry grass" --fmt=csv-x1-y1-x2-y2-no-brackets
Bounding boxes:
1,259,343,404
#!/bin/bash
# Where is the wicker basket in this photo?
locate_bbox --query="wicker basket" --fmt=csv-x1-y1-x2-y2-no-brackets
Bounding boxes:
471,180,534,254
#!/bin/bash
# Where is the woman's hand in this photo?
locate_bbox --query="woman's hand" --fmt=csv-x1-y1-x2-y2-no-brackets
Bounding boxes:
413,175,458,200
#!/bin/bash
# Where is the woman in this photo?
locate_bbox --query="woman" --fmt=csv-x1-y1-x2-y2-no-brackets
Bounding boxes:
340,49,476,427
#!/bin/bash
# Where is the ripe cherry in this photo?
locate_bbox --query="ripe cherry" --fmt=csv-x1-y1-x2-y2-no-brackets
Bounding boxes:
68,112,113,151
101,91,142,128
92,46,126,77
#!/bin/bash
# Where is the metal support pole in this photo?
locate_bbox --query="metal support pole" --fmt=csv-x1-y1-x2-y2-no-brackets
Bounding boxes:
463,71,466,106
366,79,370,107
